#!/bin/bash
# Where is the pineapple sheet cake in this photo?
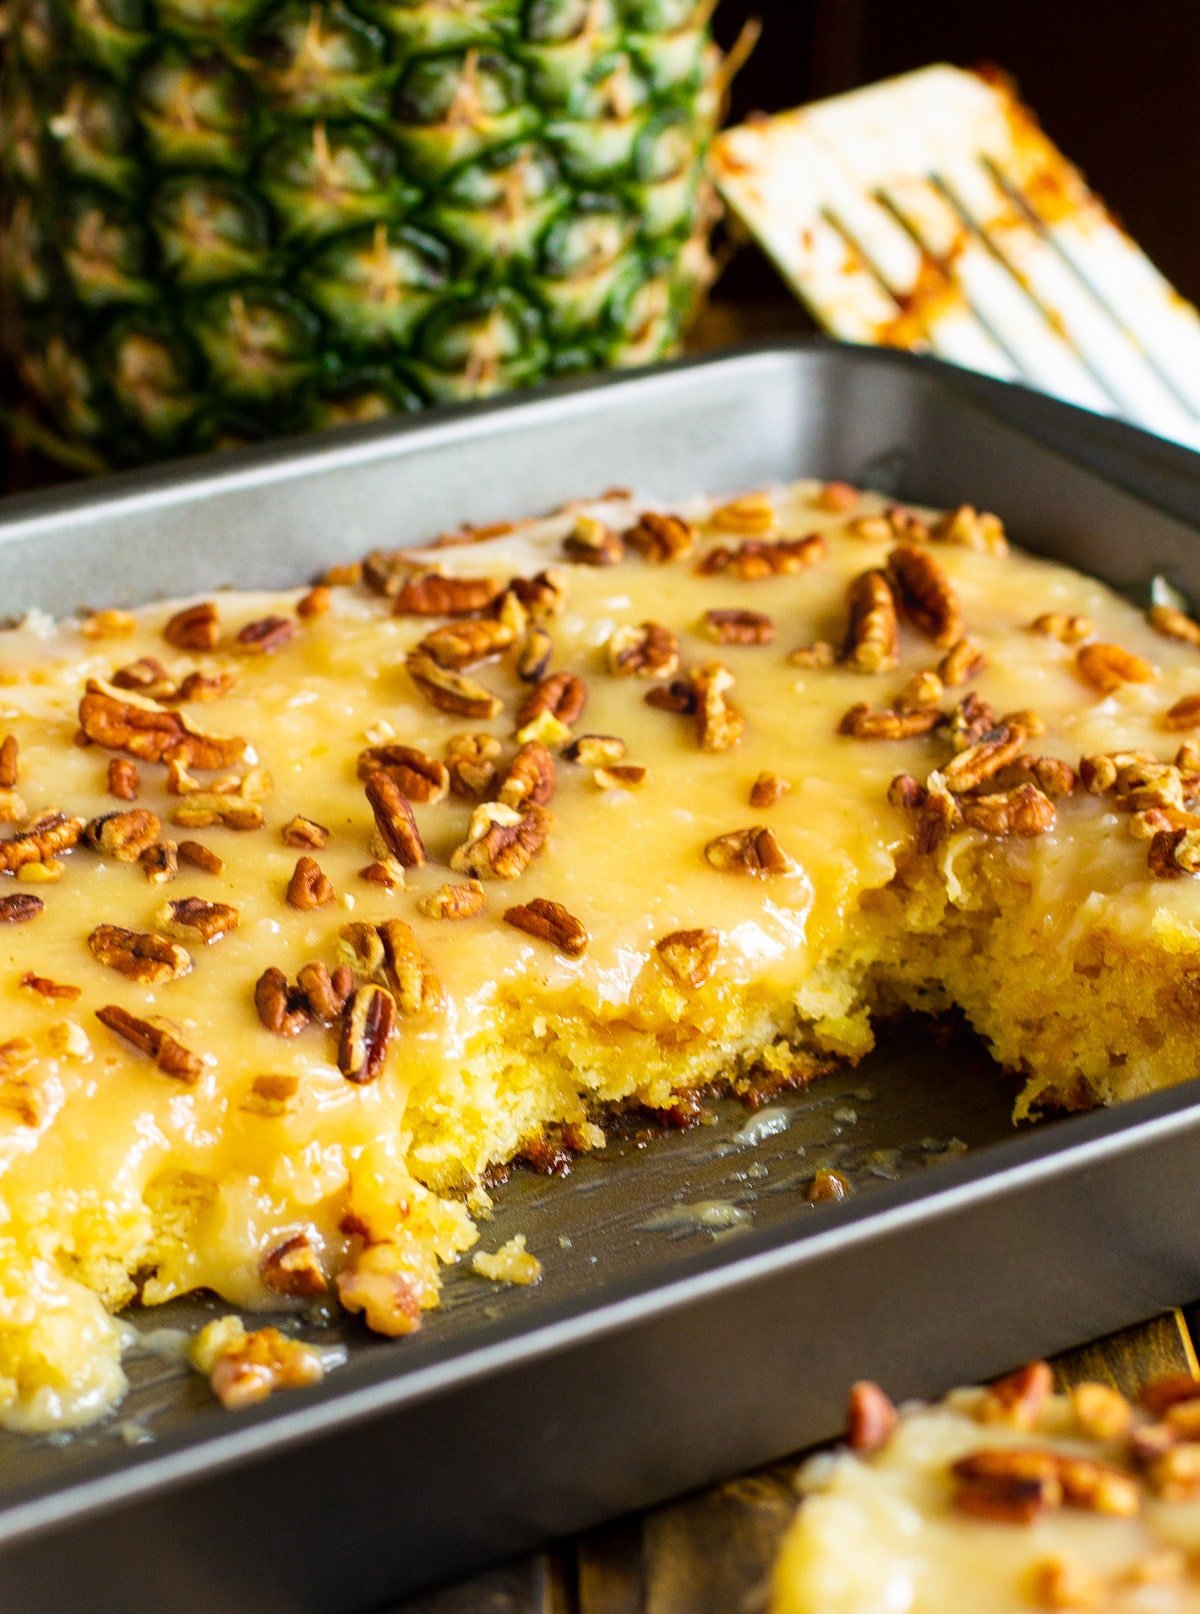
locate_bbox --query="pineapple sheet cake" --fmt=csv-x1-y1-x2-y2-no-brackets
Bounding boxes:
0,0,721,467
5,478,1200,1427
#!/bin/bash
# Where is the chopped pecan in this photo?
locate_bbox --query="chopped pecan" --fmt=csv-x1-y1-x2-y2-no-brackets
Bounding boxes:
1004,707,1046,738
88,924,191,984
951,1449,1061,1523
815,481,858,513
709,492,776,534
846,1382,899,1454
164,601,219,651
563,734,626,766
497,741,556,809
838,703,941,740
516,625,553,683
999,756,1077,798
697,533,826,580
1031,612,1094,644
1148,826,1200,877
1165,693,1200,731
788,641,836,669
405,650,502,720
594,763,646,789
361,549,418,597
896,670,944,713
79,680,245,770
1076,642,1158,694
357,744,448,806
96,1004,202,1081
254,967,310,1036
0,810,85,875
0,736,17,789
84,807,161,862
20,970,79,999
938,637,986,686
338,984,397,1083
0,790,24,825
140,841,179,883
0,894,43,923
888,773,927,810
445,732,502,798
419,617,515,671
506,569,569,621
293,962,350,1024
606,621,680,678
261,1233,327,1298
107,756,140,800
516,672,586,730
931,504,1007,553
172,796,263,831
1149,603,1200,647
111,656,177,698
626,510,696,563
281,814,330,849
286,855,334,910
296,585,332,620
236,615,294,654
417,880,487,921
944,692,999,750
942,723,1027,794
704,826,796,875
394,573,502,617
173,670,236,704
504,898,588,958
749,771,790,807
563,514,623,566
450,802,550,880
359,858,405,888
694,663,744,752
843,569,899,672
364,771,425,868
960,784,1056,837
703,608,775,646
178,840,223,875
888,544,962,647
336,1252,422,1337
160,896,239,944
916,778,964,852
978,1361,1053,1429
654,928,720,988
646,678,699,714
203,1322,324,1410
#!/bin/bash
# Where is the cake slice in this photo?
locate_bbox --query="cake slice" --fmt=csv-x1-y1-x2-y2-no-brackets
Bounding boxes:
2,478,1200,1429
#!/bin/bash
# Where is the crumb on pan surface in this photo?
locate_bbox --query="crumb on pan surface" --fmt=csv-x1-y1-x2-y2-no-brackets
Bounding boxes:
4,479,1200,1426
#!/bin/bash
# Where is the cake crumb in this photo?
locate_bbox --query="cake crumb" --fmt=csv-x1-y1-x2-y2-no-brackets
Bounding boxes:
471,1234,543,1286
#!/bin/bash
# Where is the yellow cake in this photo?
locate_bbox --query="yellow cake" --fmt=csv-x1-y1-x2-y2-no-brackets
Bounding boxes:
773,1364,1200,1612
3,477,1200,1428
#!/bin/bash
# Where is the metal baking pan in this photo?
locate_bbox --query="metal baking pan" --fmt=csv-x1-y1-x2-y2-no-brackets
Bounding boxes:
4,339,1200,1614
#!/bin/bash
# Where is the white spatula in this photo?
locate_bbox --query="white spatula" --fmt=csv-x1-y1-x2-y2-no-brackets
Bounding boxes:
711,64,1200,450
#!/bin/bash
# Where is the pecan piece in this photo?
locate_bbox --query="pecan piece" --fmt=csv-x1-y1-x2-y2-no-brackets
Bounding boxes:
281,814,330,849
710,492,776,534
178,840,223,874
0,810,86,874
84,808,161,862
417,880,487,921
930,504,1007,553
594,763,646,789
815,481,858,512
497,741,556,809
960,784,1056,837
445,732,503,799
20,970,79,999
1031,612,1094,644
654,928,720,988
337,921,386,978
942,723,1027,794
297,962,353,1023
200,1321,324,1411
606,621,680,678
838,703,941,740
978,1361,1053,1429
450,802,550,880
141,841,179,883
749,771,790,807
79,680,245,770
0,790,20,826
696,532,826,580
405,650,502,720
107,757,140,800
163,601,219,651
356,745,448,805
938,637,986,686
789,641,836,669
172,795,263,831
704,826,796,875
507,569,569,621
846,1382,899,1454
516,626,553,683
0,736,17,790
377,919,442,1014
112,656,177,698
563,734,626,766
88,924,191,984
626,510,696,563
364,771,425,868
1149,603,1200,647
1149,826,1200,877
284,855,333,910
362,549,419,597
261,1233,327,1298
888,544,962,647
504,898,588,958
338,984,397,1083
1076,642,1158,694
419,617,515,671
336,1252,422,1337
394,573,502,617
563,514,623,566
694,662,744,752
173,670,235,704
296,585,332,620
843,569,899,672
236,615,294,654
703,608,775,646
159,896,239,944
0,894,43,923
951,1449,1061,1523
254,967,310,1036
1164,693,1200,731
96,1004,202,1082
516,672,586,729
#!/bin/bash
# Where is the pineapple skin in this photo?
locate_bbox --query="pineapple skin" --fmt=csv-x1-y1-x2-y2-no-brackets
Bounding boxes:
0,0,721,467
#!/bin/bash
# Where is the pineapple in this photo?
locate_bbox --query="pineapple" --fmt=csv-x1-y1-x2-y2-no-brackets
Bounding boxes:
0,0,721,468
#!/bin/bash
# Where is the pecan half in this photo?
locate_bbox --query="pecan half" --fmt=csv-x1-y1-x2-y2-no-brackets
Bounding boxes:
164,600,219,651
178,840,223,875
839,703,941,740
1149,603,1200,647
694,663,744,752
96,1004,202,1081
107,757,140,800
338,984,397,1083
0,811,85,874
749,771,790,807
160,896,239,944
942,723,1027,794
497,741,556,809
960,784,1056,837
235,615,294,654
364,771,425,867
563,514,623,566
79,680,245,770
888,544,962,647
84,807,161,862
254,966,311,1036
606,621,679,678
405,650,502,720
1076,642,1158,694
286,855,335,910
0,894,43,923
516,672,586,730
357,744,448,806
504,898,588,958
337,921,386,978
703,608,775,646
261,1233,327,1298
654,928,719,988
626,510,696,563
846,1382,899,1454
394,573,502,617
843,569,899,672
281,814,331,849
0,736,17,790
417,880,487,921
951,1450,1061,1524
88,924,191,984
296,962,353,1023
445,732,502,798
450,802,550,880
419,617,515,671
594,763,646,789
704,826,796,875
696,533,826,580
377,919,442,1015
